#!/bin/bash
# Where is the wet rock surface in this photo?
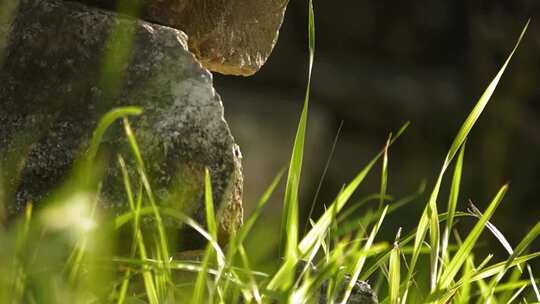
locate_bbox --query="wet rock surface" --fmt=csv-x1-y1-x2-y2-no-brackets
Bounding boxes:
70,0,289,76
0,0,243,249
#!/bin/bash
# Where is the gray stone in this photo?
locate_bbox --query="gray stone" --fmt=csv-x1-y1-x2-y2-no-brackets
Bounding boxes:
67,0,289,76
296,261,378,304
319,280,378,304
0,0,243,249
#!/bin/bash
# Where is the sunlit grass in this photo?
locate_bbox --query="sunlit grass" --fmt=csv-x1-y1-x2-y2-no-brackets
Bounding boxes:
0,1,538,303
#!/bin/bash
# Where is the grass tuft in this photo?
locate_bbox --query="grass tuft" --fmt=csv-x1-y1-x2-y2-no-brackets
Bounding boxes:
0,6,538,304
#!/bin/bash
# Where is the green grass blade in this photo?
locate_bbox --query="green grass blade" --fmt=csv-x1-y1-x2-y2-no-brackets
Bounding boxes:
192,172,219,304
304,121,343,235
204,168,218,239
527,264,540,301
506,285,527,304
279,0,316,258
442,20,528,171
483,221,540,299
402,189,431,301
122,118,170,271
428,190,441,292
273,0,315,294
379,135,391,209
456,255,474,304
205,168,228,297
441,142,465,266
116,158,158,304
339,206,388,304
115,206,225,264
439,184,508,289
403,22,528,301
192,246,213,304
221,171,284,299
238,245,262,303
468,253,540,283
430,252,540,303
10,204,33,303
292,257,340,303
389,230,401,304
237,170,284,248
360,211,471,282
498,267,524,303
86,107,142,164
299,123,408,257
115,268,131,304
337,193,392,222
507,222,540,269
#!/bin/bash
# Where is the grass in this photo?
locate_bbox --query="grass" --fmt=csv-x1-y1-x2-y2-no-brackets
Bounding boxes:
0,1,539,303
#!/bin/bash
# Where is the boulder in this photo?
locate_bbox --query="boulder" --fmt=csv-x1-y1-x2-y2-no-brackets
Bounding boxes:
68,0,290,76
0,0,243,249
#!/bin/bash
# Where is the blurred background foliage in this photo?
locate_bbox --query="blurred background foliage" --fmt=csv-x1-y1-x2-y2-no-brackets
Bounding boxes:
215,1,540,255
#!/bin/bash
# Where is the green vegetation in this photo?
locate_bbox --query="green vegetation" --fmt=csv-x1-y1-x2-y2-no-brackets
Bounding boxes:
0,1,538,303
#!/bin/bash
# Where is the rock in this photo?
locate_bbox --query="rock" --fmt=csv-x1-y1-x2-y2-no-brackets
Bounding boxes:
319,280,378,304
297,261,378,304
0,0,243,249
67,0,289,76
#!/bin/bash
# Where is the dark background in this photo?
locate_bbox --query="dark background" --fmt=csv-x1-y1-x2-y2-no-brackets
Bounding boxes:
215,1,540,253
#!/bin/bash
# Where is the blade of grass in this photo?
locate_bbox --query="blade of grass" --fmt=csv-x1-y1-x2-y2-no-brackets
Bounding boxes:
86,107,142,164
379,135,391,210
527,264,540,301
428,190,441,292
438,184,508,289
192,246,213,304
66,185,100,283
304,121,343,235
456,255,474,304
337,193,393,223
389,229,401,304
498,267,523,303
124,177,158,304
192,169,219,304
441,142,465,266
204,168,218,240
279,0,316,257
403,21,528,301
115,206,225,264
339,206,388,304
238,245,262,304
11,203,33,303
360,211,470,282
506,285,527,304
291,250,341,304
300,123,409,257
122,118,170,273
468,202,516,262
273,0,316,294
484,222,540,300
475,277,491,304
221,171,284,299
454,253,540,286
443,20,528,171
268,123,408,293
505,222,540,271
235,170,284,249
